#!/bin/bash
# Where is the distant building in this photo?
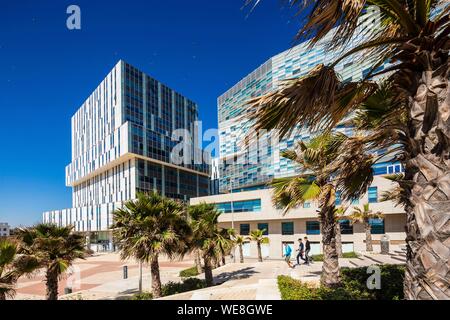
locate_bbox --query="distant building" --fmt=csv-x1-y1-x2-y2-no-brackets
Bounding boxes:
209,158,220,195
0,223,10,237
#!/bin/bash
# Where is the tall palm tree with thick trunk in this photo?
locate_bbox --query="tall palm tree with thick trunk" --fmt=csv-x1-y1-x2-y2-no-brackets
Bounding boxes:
248,229,269,262
112,192,191,298
188,203,233,287
349,203,384,252
271,133,347,287
247,0,449,300
17,224,86,300
0,239,39,300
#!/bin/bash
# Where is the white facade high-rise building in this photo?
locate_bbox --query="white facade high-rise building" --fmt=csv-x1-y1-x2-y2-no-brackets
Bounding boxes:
43,60,210,250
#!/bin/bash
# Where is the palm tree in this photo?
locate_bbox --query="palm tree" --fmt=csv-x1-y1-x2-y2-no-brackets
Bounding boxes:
349,203,384,252
271,132,347,287
248,229,269,262
247,0,450,300
194,249,203,274
0,239,39,300
188,203,233,287
333,206,349,258
234,235,246,263
112,192,191,298
16,224,86,300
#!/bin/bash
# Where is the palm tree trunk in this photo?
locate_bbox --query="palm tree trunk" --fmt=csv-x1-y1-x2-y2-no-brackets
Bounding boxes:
364,219,373,252
45,268,59,300
213,256,219,268
257,242,262,262
195,250,203,274
320,205,340,288
335,221,343,258
150,255,162,298
203,255,214,287
0,291,6,300
403,65,450,300
221,256,226,266
239,244,244,263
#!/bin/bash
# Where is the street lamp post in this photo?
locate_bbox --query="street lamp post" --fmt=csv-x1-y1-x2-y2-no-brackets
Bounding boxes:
230,179,236,263
138,261,143,293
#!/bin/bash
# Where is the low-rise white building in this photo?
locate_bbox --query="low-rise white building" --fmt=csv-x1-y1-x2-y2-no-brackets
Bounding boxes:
190,174,406,259
0,223,10,237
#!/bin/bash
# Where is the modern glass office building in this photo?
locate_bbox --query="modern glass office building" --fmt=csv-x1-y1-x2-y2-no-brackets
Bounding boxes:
217,7,388,193
43,61,210,249
189,7,408,258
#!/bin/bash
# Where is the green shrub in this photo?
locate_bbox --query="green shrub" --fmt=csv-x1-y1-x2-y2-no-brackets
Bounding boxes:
341,264,405,300
179,266,200,278
131,278,207,300
311,254,324,261
278,264,405,300
342,252,359,259
311,252,358,262
277,276,320,300
132,292,153,300
161,278,207,297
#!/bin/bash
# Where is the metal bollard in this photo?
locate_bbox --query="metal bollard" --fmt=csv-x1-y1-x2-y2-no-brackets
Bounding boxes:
123,266,128,279
380,234,390,255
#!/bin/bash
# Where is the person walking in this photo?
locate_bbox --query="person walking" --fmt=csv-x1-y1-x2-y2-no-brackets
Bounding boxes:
303,237,311,265
283,243,294,269
296,238,306,266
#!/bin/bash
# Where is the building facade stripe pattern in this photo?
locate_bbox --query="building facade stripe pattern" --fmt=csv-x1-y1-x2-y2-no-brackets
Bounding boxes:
43,61,210,248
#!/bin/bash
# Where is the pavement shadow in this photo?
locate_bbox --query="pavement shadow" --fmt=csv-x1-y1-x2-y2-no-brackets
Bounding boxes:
213,267,258,284
113,288,140,300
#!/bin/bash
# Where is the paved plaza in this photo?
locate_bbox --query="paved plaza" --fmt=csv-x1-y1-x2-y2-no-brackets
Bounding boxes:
15,253,195,300
13,247,406,300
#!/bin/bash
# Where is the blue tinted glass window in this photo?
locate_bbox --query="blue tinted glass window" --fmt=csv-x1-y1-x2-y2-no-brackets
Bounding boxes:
216,202,232,213
368,187,378,203
257,223,269,235
306,221,320,235
282,222,294,235
369,218,385,234
303,202,311,208
233,199,261,212
351,198,360,205
339,219,353,234
240,224,250,236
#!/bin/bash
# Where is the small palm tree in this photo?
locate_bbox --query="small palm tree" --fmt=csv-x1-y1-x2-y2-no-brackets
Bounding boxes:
333,206,348,258
188,203,233,287
248,229,269,262
349,203,384,252
0,239,39,300
112,192,191,298
271,132,346,287
17,224,86,300
234,235,245,263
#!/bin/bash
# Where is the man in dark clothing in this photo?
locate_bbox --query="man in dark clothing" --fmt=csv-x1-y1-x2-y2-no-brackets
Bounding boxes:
296,238,306,266
304,237,311,265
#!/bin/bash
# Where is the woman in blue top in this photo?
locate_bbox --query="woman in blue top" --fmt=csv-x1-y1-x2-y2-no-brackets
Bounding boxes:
283,243,294,268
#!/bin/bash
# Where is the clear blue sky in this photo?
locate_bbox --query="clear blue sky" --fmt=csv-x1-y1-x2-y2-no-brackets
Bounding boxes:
0,0,301,227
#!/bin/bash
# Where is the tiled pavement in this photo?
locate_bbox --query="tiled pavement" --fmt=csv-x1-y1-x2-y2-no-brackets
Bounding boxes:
13,247,406,300
14,253,194,300
158,247,407,300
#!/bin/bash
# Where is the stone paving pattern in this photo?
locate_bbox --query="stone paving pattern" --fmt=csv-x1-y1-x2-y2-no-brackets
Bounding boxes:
13,247,406,300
